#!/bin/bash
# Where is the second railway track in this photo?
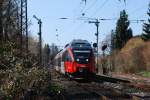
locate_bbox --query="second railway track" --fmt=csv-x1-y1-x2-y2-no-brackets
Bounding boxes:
51,68,150,100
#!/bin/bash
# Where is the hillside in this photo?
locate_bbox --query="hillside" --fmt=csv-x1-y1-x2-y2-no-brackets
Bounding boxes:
111,37,150,73
121,37,144,53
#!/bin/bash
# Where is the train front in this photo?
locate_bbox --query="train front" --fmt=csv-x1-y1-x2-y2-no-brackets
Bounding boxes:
70,40,95,79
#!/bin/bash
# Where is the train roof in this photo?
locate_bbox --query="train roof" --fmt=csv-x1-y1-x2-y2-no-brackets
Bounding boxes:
71,39,91,48
55,39,92,59
71,39,89,44
64,39,91,49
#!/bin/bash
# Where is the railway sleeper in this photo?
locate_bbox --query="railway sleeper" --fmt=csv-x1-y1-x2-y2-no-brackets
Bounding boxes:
64,92,109,100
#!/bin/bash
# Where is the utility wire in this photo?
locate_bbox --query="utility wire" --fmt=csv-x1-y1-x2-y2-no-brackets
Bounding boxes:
70,21,85,35
82,0,98,14
130,4,147,16
136,13,147,19
71,0,97,36
90,0,109,17
70,0,145,39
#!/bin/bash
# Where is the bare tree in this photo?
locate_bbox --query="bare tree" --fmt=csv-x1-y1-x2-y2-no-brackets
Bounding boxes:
0,0,20,43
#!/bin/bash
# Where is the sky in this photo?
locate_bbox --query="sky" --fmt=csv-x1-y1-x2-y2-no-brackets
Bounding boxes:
28,0,149,48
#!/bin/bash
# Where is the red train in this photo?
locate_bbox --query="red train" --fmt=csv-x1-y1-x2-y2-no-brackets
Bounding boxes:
54,39,96,79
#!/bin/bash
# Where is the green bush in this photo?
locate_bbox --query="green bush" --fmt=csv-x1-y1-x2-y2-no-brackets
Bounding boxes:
138,71,150,77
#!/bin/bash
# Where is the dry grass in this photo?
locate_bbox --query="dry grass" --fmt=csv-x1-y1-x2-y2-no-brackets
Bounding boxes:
110,37,150,73
142,41,150,71
121,37,144,53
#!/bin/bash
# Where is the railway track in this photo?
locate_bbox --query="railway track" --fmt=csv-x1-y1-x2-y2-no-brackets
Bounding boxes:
94,75,150,100
94,74,130,83
51,69,150,100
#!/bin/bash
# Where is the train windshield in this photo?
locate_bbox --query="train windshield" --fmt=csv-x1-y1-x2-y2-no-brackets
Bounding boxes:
73,50,91,64
72,43,91,48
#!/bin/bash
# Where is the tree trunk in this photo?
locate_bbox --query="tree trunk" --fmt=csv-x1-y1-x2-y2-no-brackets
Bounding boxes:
0,5,3,43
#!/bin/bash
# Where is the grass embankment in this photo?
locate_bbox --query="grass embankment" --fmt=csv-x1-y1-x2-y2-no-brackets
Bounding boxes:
107,37,150,74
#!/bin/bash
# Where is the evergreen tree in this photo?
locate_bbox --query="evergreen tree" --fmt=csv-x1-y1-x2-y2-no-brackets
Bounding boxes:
142,3,150,41
118,0,126,3
114,10,133,49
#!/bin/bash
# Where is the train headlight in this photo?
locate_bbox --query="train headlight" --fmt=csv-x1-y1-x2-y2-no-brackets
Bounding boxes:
86,59,89,62
77,59,80,62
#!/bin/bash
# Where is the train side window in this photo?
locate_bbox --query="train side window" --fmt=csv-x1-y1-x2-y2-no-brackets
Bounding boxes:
65,53,69,61
63,51,72,62
58,58,61,66
62,51,67,61
67,52,72,62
